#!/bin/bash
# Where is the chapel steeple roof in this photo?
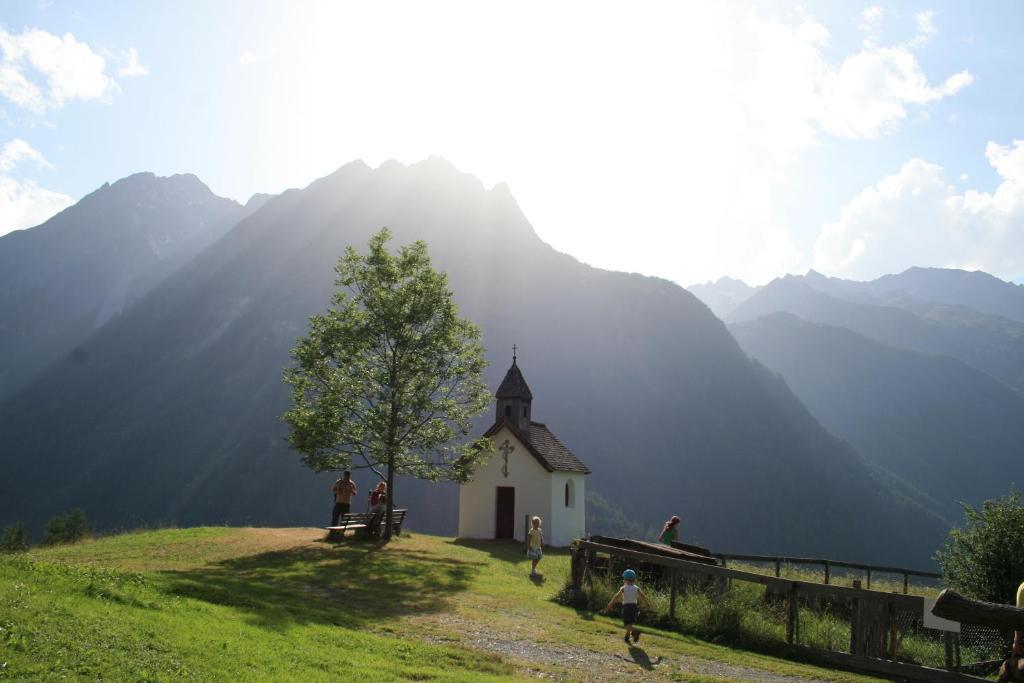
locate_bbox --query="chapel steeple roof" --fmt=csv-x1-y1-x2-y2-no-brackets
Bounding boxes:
495,348,533,400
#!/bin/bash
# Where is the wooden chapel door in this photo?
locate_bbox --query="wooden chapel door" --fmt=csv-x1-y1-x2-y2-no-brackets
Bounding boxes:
495,486,515,539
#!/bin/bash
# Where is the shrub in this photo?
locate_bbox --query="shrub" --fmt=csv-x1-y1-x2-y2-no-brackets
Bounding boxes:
935,489,1024,604
44,508,91,546
0,522,29,552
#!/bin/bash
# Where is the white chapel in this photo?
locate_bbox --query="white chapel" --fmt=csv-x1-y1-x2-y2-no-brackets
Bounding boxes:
458,353,590,547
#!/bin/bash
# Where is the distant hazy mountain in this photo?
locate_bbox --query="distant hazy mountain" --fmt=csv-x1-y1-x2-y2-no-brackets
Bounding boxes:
860,267,1024,323
0,173,251,399
732,313,1024,520
687,276,757,318
730,274,1024,392
0,159,945,565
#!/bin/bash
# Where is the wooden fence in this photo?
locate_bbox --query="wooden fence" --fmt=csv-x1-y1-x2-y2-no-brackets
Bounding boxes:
571,540,985,683
714,552,941,594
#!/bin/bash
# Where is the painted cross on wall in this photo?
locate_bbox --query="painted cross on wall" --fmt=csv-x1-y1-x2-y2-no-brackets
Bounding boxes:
499,439,514,477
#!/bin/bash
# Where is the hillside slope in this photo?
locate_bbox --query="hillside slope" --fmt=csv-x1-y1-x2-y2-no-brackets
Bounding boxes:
731,313,1024,520
0,528,883,682
0,159,945,565
0,173,251,399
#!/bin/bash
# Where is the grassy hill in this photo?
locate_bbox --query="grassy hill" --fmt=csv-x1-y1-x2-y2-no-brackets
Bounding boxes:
0,528,888,682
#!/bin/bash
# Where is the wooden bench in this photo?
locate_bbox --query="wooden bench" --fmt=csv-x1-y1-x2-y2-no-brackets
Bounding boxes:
324,508,408,542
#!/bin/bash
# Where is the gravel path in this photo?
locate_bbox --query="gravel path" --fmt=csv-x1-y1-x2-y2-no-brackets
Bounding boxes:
421,614,829,682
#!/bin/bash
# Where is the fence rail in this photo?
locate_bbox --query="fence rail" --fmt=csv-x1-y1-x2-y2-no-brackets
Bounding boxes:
572,540,985,683
714,552,941,593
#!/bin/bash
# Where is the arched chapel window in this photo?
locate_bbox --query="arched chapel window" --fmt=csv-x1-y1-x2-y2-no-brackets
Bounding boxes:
505,405,511,418
565,479,575,508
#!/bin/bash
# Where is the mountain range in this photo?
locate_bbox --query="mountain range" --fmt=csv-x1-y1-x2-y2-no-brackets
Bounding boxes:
0,173,264,400
690,269,1024,527
1,160,953,565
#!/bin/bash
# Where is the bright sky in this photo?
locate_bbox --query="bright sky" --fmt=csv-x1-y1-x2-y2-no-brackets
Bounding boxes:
2,0,1024,285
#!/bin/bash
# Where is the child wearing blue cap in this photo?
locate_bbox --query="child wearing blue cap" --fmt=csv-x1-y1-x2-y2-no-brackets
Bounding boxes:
603,568,651,644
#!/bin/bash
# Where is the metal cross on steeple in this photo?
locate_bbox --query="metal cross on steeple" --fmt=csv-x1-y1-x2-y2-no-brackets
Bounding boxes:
512,344,517,364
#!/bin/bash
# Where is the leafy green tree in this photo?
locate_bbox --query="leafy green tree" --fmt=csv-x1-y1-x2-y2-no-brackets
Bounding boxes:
283,228,493,541
935,489,1024,604
0,522,28,552
43,508,91,546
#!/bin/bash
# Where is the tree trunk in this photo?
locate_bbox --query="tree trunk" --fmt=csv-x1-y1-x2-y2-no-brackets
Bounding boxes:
382,456,396,542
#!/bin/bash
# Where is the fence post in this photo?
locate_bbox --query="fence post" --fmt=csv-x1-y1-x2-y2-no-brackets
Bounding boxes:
850,579,862,655
669,569,678,619
775,558,781,578
866,568,872,590
570,546,583,597
786,582,799,644
902,572,908,595
944,631,954,671
888,600,898,660
823,560,830,585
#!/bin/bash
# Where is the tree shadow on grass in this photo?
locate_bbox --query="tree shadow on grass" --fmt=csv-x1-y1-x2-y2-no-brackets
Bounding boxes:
161,542,487,632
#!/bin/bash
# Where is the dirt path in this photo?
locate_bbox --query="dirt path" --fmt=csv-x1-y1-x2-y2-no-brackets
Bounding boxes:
419,614,828,682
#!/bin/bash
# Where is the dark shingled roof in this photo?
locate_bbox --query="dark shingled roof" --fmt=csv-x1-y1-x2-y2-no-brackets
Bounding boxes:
495,361,533,400
483,419,590,474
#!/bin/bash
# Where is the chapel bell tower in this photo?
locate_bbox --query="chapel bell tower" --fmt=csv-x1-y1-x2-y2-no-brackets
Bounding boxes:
495,346,533,430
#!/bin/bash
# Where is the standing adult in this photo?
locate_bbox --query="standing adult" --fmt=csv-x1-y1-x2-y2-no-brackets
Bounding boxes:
331,471,357,526
659,516,681,545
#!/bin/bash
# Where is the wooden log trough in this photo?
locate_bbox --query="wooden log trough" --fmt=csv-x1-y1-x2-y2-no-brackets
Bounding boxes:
931,589,1024,632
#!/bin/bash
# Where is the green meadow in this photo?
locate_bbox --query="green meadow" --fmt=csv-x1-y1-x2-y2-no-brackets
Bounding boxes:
0,528,891,681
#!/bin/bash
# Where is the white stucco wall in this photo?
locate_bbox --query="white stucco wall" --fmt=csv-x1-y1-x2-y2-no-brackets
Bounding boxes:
549,471,587,546
458,426,553,543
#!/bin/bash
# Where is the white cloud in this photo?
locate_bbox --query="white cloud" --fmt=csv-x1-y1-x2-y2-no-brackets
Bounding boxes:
238,49,278,66
814,140,1024,280
0,175,73,236
861,5,884,30
117,47,148,77
817,48,971,139
859,5,885,47
0,138,51,171
0,28,118,112
909,10,937,48
737,12,972,156
0,138,72,236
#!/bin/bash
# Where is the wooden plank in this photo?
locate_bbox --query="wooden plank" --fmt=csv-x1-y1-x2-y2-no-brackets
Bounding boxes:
783,644,988,682
715,552,940,579
578,541,925,610
669,540,712,556
931,589,1024,630
592,536,717,565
